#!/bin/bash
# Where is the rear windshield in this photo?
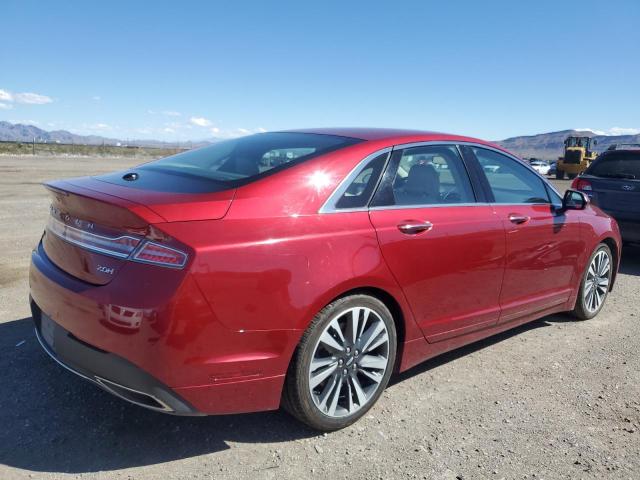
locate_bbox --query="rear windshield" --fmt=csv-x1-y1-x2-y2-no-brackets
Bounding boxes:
588,151,640,179
141,132,361,186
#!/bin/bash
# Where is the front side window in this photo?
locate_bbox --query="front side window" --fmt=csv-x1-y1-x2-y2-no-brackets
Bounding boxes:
472,147,550,204
373,145,475,207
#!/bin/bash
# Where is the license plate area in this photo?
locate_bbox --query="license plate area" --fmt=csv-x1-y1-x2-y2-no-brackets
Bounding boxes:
40,312,56,349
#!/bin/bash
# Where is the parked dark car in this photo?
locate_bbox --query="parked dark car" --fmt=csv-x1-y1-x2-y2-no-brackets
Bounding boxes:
572,146,640,244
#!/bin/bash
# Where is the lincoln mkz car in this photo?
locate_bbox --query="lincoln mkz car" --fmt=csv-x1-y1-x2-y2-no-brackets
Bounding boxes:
30,128,621,430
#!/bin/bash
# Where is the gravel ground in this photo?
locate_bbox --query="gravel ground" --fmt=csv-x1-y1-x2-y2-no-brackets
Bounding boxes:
0,156,639,479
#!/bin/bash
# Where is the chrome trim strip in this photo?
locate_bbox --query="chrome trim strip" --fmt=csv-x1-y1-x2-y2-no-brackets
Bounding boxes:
47,216,139,260
95,376,173,413
318,147,392,214
318,140,562,214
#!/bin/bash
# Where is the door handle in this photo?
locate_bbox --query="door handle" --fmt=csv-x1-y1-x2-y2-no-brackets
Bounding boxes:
397,220,433,235
508,214,530,225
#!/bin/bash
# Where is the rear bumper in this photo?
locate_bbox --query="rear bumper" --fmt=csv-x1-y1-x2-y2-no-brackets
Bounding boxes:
29,241,297,415
32,302,201,415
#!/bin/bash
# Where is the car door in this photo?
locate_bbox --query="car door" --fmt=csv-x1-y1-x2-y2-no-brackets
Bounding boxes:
368,144,506,343
464,146,586,323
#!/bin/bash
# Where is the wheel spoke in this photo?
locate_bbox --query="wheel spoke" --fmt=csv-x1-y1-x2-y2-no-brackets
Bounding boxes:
310,363,338,389
329,318,346,344
359,354,388,370
583,282,593,299
317,373,339,410
359,367,383,384
348,308,362,345
346,378,354,413
359,322,385,353
319,330,344,353
311,356,336,372
326,378,343,416
594,288,603,309
598,254,610,276
350,375,368,406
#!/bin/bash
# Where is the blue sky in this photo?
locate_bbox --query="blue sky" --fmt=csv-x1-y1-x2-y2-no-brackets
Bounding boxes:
2,0,639,141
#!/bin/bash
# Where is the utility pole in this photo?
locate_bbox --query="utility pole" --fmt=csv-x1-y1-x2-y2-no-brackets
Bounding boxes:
32,137,35,155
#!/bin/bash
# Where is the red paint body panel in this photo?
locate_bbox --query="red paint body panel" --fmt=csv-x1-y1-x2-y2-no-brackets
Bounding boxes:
369,206,505,342
28,129,622,415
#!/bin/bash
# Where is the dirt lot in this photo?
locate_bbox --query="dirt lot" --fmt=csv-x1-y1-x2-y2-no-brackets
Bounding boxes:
1,155,639,480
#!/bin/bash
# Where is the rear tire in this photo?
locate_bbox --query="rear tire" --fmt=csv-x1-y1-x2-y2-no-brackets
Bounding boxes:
571,243,613,320
568,173,577,180
556,170,565,180
282,295,397,431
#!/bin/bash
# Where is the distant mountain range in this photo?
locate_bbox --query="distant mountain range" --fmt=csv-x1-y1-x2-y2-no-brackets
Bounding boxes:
497,129,640,161
1,121,638,159
0,121,206,148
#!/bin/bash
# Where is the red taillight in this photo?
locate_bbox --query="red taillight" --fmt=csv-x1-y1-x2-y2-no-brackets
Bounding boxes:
132,241,188,268
572,177,592,191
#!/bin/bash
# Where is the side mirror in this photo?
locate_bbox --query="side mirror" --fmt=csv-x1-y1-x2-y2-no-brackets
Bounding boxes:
560,189,589,212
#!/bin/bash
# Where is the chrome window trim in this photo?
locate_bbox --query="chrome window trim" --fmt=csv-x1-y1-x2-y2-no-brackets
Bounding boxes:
318,140,562,214
318,147,392,214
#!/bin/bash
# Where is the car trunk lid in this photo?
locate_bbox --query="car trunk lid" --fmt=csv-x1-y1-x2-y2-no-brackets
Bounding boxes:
42,175,233,285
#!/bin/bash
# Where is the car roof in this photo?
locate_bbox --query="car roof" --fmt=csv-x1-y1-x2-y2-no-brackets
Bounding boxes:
278,127,493,145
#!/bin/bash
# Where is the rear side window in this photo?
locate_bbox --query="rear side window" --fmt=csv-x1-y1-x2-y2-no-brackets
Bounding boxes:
472,147,550,204
131,133,361,190
373,145,475,206
335,152,389,209
587,151,640,179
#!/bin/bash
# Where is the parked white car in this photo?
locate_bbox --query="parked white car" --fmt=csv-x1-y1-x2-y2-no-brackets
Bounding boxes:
530,161,551,175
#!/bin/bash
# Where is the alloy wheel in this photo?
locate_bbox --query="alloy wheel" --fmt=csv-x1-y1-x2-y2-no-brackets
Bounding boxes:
583,249,611,313
308,307,390,418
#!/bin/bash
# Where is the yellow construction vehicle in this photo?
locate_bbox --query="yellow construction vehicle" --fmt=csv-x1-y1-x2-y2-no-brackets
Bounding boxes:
556,136,598,179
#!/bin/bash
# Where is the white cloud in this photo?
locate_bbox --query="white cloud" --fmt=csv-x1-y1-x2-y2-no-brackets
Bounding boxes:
257,127,267,133
92,96,101,101
237,128,250,134
163,127,175,133
210,127,220,135
608,127,640,136
576,127,640,136
13,92,53,105
148,109,182,117
0,102,12,110
0,88,53,105
190,116,212,127
0,90,13,101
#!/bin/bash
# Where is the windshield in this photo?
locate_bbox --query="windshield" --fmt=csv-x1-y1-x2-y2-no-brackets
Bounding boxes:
588,151,640,179
142,132,362,185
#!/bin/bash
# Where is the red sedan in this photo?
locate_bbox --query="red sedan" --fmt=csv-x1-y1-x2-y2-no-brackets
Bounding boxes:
30,128,621,430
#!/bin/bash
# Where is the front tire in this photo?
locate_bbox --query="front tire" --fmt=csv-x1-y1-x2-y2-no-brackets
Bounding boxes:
283,295,397,431
556,169,565,180
571,243,613,320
